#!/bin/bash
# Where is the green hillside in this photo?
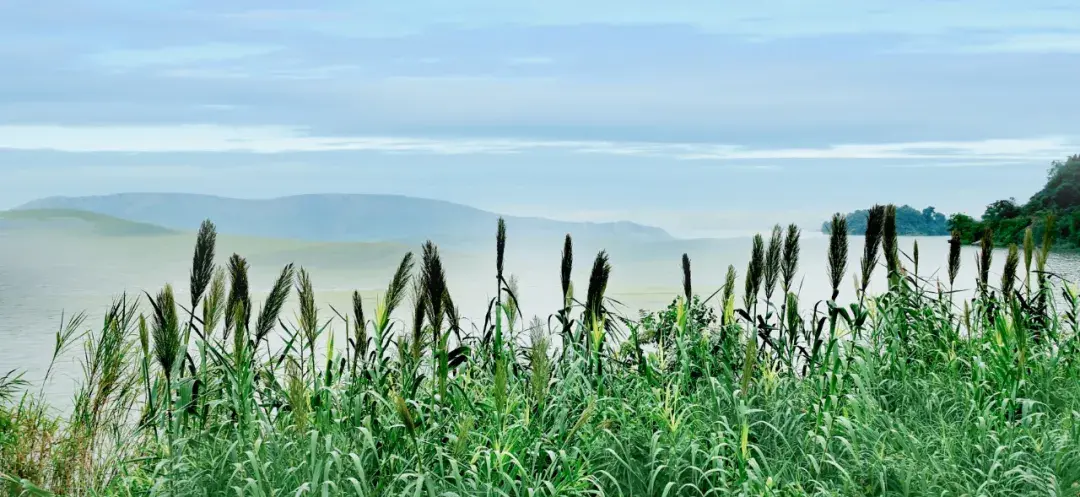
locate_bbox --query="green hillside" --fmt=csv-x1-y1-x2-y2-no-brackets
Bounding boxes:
823,205,949,236
0,208,175,236
949,155,1080,248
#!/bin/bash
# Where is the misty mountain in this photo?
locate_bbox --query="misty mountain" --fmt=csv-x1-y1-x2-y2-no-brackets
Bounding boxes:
16,193,672,246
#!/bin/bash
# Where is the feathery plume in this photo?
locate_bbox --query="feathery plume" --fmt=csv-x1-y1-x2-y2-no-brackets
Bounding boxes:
763,225,783,302
743,234,765,310
883,204,899,279
352,291,368,364
385,252,415,316
681,253,692,302
224,254,251,337
189,219,217,309
827,213,849,301
148,284,181,379
781,224,801,294
977,229,994,293
496,218,507,282
948,231,962,288
860,205,886,295
254,263,294,345
561,234,573,300
1002,244,1019,297
422,241,447,337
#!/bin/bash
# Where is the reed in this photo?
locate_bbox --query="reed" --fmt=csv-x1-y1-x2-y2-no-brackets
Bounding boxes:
827,213,848,301
1,210,1077,497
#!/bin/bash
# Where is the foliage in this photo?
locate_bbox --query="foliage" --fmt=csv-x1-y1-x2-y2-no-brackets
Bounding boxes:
950,155,1080,248
823,204,949,236
2,211,1080,496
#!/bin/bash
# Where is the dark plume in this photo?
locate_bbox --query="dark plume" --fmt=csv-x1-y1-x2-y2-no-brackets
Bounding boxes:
860,205,886,294
422,240,447,336
584,251,612,329
1002,244,1019,297
681,253,692,302
827,214,849,301
385,252,415,316
781,224,801,294
763,225,783,302
224,254,251,337
352,290,368,361
254,263,295,345
496,218,507,281
948,231,962,287
189,219,217,309
149,284,181,378
883,205,899,278
743,234,765,310
561,234,573,300
977,229,994,292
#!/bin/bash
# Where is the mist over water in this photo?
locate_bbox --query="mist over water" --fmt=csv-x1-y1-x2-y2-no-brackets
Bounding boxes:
2,229,1078,405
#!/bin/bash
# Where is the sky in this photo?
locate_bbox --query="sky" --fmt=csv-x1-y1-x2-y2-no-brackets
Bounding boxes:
2,0,1079,238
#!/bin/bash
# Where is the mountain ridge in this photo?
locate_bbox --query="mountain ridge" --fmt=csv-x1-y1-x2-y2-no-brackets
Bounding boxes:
16,192,672,245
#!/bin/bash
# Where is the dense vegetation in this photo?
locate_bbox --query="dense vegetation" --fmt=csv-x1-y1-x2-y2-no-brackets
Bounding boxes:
822,205,948,236
3,205,1080,496
950,155,1080,248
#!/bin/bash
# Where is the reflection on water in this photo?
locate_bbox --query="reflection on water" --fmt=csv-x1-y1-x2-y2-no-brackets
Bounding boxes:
2,231,1077,404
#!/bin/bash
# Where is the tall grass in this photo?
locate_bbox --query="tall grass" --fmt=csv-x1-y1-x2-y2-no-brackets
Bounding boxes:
3,207,1080,496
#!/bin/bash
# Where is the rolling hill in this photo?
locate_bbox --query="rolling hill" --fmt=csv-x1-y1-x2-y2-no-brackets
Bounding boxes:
16,193,672,246
0,208,175,236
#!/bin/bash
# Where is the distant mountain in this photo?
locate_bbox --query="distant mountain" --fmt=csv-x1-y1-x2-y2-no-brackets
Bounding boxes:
16,193,672,246
822,205,950,236
0,208,175,236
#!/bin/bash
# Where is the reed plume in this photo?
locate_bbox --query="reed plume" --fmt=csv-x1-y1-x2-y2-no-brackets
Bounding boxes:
721,265,737,325
860,205,886,296
781,224,801,294
584,251,612,330
189,220,217,310
352,291,367,368
410,276,428,360
827,214,848,301
763,225,782,303
913,240,921,277
1023,227,1035,291
422,241,447,340
883,205,899,279
528,316,551,413
296,268,319,364
977,229,993,294
561,234,573,301
254,263,294,346
1036,214,1056,284
743,234,765,311
202,268,226,337
385,252,415,315
1002,244,1019,297
948,231,962,288
148,284,181,384
224,254,251,338
496,217,507,285
682,253,692,302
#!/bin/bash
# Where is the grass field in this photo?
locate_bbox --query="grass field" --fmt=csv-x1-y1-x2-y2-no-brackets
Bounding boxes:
3,207,1080,496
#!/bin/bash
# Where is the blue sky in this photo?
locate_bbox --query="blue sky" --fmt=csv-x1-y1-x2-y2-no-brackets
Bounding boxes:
2,1,1079,237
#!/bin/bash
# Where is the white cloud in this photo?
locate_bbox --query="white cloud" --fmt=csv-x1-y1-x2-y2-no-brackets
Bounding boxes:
0,124,1073,163
87,43,280,68
962,33,1080,54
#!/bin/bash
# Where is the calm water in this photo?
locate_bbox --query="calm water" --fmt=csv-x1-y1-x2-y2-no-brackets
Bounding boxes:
2,231,1078,404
